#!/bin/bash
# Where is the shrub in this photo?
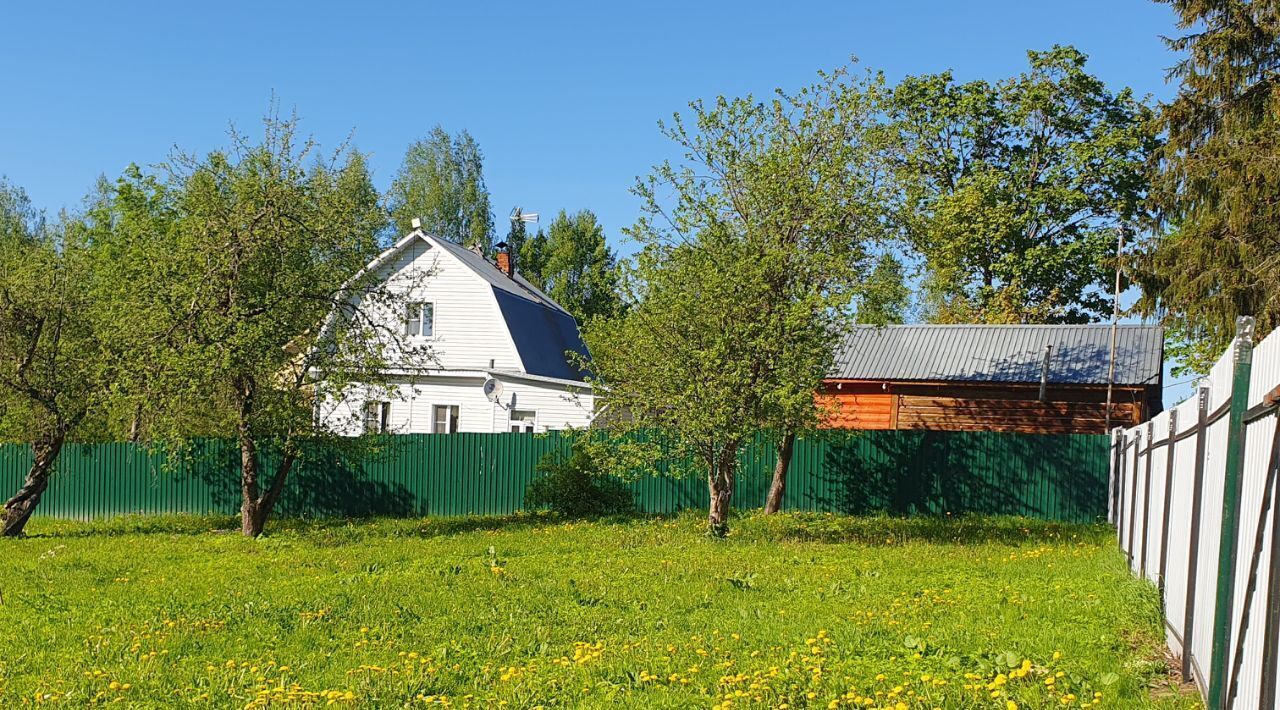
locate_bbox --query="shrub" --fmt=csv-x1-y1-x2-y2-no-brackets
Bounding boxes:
523,444,635,517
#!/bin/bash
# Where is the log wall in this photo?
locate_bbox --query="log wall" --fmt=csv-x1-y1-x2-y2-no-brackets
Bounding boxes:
819,381,1150,434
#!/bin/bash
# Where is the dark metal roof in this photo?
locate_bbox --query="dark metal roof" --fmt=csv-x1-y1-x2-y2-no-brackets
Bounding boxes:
492,289,590,382
423,234,589,381
831,324,1164,386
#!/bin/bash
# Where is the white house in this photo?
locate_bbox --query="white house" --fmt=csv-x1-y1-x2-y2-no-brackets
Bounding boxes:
317,229,596,435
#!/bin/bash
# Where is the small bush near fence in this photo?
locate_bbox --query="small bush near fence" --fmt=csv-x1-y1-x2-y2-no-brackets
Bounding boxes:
523,444,635,517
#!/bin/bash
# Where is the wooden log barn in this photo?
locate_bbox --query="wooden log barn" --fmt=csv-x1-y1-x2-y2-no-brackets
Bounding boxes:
820,325,1164,434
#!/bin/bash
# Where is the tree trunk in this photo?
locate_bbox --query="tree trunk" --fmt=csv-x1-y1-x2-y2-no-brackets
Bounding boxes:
127,403,142,443
239,429,264,536
2,433,65,537
706,447,737,537
764,431,795,514
238,429,297,537
233,375,292,539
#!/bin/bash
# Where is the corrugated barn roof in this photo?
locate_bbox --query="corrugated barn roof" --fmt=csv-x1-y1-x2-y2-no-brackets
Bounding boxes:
831,324,1164,386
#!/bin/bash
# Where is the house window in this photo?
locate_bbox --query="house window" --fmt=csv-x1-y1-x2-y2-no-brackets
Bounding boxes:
363,401,390,434
432,404,460,434
405,302,434,337
510,410,536,434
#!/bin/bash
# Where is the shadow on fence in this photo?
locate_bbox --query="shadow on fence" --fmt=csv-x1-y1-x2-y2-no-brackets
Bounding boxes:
277,448,417,519
1,429,1110,523
816,431,1106,521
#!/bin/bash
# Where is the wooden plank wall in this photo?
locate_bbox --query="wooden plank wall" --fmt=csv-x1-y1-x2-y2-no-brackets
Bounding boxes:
820,381,1147,434
817,393,896,430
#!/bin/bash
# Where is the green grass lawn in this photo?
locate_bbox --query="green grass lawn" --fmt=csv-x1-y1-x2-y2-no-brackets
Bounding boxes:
0,512,1197,709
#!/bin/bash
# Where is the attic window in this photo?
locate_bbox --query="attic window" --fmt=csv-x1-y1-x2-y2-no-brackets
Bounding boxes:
405,302,434,337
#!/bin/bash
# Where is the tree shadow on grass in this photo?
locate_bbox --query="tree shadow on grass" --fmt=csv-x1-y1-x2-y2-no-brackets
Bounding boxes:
266,512,557,539
25,510,666,541
19,514,240,539
737,511,1110,546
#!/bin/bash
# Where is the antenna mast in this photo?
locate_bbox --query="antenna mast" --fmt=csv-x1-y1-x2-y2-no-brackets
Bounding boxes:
1104,227,1125,431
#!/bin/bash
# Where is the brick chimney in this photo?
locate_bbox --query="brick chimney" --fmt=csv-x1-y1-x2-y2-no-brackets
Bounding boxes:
494,241,515,278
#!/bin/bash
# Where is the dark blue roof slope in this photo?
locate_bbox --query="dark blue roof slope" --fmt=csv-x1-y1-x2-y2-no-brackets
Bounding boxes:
493,288,590,381
832,324,1164,386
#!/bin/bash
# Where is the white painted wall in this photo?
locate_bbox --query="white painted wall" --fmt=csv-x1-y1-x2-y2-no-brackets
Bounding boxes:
488,375,595,432
368,236,523,372
318,375,593,435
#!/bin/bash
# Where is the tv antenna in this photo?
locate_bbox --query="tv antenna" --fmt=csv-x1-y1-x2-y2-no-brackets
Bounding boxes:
510,207,539,225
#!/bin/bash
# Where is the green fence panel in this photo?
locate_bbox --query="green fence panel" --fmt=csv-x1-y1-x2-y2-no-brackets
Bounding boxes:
0,430,1109,523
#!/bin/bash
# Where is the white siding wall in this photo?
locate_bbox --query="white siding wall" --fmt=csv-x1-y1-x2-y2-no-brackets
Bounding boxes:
319,376,594,435
489,376,595,432
372,237,522,372
315,382,406,437
316,390,361,437
397,376,496,434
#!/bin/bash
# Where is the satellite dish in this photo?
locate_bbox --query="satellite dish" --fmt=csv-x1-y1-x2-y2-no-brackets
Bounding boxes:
482,378,504,403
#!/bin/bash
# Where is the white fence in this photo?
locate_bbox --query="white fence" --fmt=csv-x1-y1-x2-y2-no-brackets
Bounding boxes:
1112,317,1280,709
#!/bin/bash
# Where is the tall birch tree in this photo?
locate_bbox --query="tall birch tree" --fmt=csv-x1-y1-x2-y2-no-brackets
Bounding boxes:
388,127,494,252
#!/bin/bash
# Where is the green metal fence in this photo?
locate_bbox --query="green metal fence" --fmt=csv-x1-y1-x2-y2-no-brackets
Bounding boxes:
0,430,1110,522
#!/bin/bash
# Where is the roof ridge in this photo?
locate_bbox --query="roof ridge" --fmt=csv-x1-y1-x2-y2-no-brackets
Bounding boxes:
850,323,1160,329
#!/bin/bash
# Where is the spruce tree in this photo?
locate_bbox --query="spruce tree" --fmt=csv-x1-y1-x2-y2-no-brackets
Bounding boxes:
1140,0,1280,372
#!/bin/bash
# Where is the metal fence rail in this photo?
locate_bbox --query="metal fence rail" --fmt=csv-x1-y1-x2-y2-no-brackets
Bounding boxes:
1112,317,1280,709
2,429,1110,522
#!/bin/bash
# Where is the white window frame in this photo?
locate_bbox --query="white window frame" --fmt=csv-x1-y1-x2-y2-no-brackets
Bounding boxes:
509,409,538,434
404,301,435,338
363,400,391,434
431,403,461,434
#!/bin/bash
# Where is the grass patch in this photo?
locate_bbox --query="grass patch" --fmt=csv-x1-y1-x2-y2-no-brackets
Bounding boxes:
1,512,1198,708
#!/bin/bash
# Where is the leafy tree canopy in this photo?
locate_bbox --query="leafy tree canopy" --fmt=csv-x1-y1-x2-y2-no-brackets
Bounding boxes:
887,45,1158,325
856,252,912,325
0,178,109,534
536,209,623,322
92,115,412,536
585,65,889,534
505,208,625,324
388,126,493,252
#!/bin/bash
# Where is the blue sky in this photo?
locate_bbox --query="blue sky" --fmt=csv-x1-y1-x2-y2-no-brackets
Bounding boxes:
1,1,1192,403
